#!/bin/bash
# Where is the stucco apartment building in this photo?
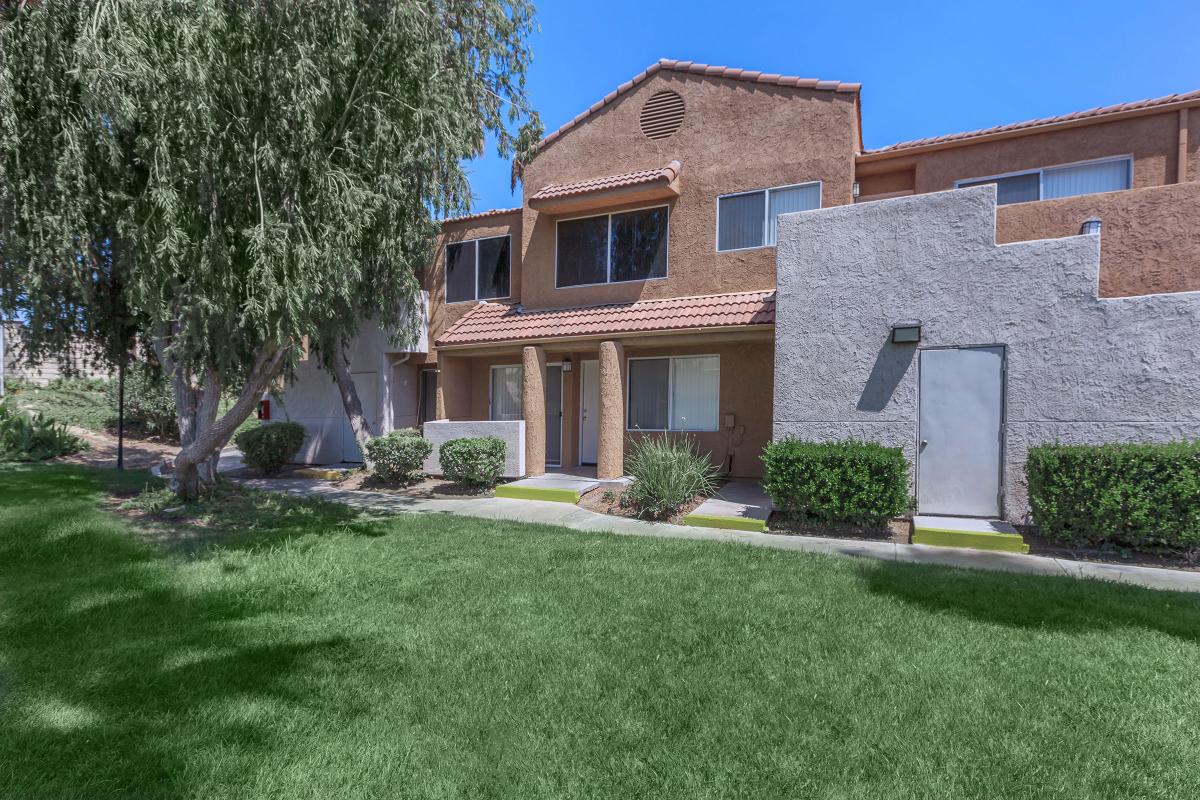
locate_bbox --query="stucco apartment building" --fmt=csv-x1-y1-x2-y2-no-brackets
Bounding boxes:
282,59,1200,520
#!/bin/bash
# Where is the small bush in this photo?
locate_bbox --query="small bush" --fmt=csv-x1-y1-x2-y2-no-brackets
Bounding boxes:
106,363,177,438
762,438,908,527
234,421,305,476
439,436,506,488
624,434,719,519
365,430,432,484
0,401,85,461
1027,441,1200,549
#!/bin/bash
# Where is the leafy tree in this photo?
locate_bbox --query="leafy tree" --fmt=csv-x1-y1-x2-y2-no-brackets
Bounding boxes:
0,0,539,496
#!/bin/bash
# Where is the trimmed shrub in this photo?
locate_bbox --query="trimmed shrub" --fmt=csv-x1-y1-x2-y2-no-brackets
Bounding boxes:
762,438,908,526
624,434,719,519
439,436,506,488
0,401,85,461
365,430,432,484
234,421,305,476
1026,441,1200,548
106,362,178,438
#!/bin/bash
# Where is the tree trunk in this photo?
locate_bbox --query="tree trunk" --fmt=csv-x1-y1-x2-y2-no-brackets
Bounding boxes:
155,331,286,499
330,343,375,468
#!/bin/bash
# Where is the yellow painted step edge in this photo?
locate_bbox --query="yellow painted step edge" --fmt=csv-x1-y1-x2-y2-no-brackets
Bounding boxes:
683,513,768,533
494,485,581,504
912,526,1030,554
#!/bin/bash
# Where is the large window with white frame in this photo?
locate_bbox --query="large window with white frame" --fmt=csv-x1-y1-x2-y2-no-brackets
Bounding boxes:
489,364,522,421
445,235,511,303
716,181,822,251
627,355,719,432
556,205,669,288
955,155,1132,205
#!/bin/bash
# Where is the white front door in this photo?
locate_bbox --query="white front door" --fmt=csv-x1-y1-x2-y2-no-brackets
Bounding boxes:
342,371,379,463
579,359,600,464
917,346,1005,517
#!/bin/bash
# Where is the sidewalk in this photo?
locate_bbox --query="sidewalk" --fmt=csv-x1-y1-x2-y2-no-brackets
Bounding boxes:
236,477,1200,594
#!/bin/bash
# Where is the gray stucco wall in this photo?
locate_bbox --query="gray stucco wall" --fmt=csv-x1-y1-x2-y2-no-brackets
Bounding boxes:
773,184,1200,522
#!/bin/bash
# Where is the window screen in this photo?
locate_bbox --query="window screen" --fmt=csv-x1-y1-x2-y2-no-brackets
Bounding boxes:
490,365,522,421
610,207,668,282
476,236,510,299
717,191,766,251
766,184,822,244
445,241,477,303
556,215,610,287
959,173,1040,205
627,358,670,431
1043,158,1130,199
670,356,719,431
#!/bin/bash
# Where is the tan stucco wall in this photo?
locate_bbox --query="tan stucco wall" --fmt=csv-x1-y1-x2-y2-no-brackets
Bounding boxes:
518,72,859,310
435,336,774,478
423,212,521,363
996,182,1200,297
891,112,1183,193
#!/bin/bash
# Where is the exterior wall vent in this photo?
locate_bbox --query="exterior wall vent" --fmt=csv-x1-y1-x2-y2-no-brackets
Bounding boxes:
639,90,686,140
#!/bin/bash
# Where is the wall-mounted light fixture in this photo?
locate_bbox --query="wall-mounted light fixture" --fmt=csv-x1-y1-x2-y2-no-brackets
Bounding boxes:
852,181,861,198
890,319,922,344
561,356,572,372
1080,217,1102,236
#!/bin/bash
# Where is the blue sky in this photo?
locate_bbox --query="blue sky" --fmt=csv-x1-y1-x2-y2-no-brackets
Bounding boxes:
464,0,1200,213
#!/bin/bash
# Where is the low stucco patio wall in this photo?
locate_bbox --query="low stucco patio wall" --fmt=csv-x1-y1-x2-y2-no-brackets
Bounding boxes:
773,184,1200,522
422,420,526,478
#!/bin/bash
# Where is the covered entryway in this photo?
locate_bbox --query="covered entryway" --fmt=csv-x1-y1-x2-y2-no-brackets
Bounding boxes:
917,346,1005,517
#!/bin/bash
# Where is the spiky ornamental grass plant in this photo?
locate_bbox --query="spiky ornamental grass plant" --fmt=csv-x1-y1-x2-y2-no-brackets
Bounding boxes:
0,1,540,497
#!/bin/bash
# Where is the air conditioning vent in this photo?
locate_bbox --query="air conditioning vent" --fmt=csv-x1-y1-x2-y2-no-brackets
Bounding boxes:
639,90,685,140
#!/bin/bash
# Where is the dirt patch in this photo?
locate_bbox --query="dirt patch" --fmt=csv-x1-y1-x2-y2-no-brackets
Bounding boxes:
577,486,706,526
331,470,494,499
58,426,177,471
1020,529,1200,573
767,515,911,544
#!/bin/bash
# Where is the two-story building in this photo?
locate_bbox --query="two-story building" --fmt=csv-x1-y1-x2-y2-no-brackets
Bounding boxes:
281,59,1200,521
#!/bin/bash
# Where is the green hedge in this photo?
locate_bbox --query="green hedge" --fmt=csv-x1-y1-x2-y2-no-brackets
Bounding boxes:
234,421,305,476
106,362,178,438
1026,442,1200,548
439,436,506,488
364,429,431,484
762,438,908,526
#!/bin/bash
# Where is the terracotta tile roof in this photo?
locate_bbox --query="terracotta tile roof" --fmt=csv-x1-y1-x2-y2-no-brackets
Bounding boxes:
530,161,681,202
867,88,1200,155
436,290,776,347
539,59,860,151
441,207,521,225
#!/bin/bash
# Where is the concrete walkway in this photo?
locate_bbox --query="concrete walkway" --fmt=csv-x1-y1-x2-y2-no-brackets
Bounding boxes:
235,477,1200,594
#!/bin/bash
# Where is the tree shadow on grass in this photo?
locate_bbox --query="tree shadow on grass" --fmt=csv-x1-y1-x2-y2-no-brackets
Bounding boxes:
861,559,1200,644
0,465,367,798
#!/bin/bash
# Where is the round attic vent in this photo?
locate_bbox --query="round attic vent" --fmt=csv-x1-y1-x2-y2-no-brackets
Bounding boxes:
639,90,685,140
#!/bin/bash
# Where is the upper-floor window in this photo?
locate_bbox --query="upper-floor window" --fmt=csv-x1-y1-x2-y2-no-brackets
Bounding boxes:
716,181,822,252
956,156,1132,206
445,235,511,303
556,205,669,288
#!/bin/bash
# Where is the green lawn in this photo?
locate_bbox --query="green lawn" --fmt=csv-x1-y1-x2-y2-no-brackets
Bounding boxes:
3,465,1199,799
5,378,113,432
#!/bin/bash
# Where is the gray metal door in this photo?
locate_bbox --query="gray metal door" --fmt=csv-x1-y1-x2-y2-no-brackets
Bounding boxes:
918,346,1004,517
546,365,563,466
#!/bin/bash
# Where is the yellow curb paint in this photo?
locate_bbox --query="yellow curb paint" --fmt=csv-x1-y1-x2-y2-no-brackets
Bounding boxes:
912,526,1030,554
683,513,768,533
494,485,581,504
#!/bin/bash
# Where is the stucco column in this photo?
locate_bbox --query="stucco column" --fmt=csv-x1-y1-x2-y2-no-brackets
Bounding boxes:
597,340,626,479
436,354,469,420
522,345,547,476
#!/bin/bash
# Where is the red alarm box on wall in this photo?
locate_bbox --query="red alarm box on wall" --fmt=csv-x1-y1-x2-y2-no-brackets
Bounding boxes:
257,399,270,420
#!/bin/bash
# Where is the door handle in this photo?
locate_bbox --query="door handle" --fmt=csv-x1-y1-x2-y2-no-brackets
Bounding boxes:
920,439,928,447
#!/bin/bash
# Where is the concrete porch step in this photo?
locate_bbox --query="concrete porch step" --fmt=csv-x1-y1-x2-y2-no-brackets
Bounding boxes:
683,481,775,533
494,474,600,504
912,515,1029,554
